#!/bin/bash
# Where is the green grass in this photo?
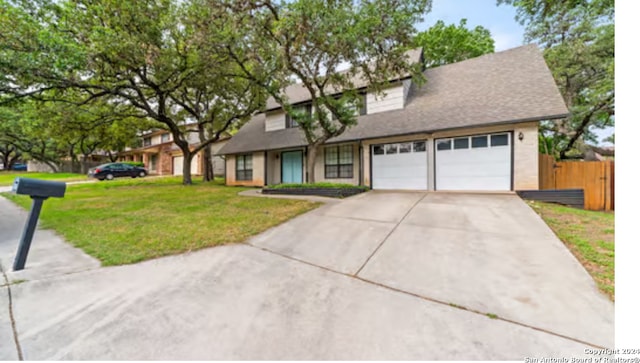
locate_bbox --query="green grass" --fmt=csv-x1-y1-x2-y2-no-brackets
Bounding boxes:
1,177,320,266
267,182,369,190
0,172,87,186
527,201,615,300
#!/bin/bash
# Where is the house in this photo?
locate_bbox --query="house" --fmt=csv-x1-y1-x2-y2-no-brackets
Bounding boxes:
217,45,569,191
118,129,228,176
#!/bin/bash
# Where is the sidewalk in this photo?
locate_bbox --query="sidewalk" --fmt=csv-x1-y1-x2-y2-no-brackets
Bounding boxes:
0,197,100,282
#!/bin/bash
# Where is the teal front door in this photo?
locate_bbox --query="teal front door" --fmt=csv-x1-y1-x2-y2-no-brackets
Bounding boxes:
281,151,303,183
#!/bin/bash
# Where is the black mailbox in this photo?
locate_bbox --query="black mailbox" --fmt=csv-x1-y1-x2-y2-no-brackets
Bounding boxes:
11,177,67,271
12,177,66,198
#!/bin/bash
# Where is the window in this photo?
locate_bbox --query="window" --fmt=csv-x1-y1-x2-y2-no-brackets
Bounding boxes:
286,104,312,128
436,139,451,151
413,141,426,152
325,145,353,179
150,155,158,171
236,154,253,181
472,136,488,148
491,134,509,146
454,137,469,149
352,93,367,116
373,145,385,155
161,133,170,142
143,137,152,147
385,144,398,154
399,143,412,153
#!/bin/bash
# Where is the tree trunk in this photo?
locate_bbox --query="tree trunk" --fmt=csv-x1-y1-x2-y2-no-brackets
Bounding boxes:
198,125,215,182
202,144,214,182
107,150,118,162
43,160,59,173
178,147,194,184
306,143,319,183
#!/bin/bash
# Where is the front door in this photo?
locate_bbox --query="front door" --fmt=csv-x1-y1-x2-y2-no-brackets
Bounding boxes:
281,151,303,184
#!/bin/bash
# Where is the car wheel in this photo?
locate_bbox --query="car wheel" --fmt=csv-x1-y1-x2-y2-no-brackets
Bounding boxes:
139,171,146,177
106,173,114,180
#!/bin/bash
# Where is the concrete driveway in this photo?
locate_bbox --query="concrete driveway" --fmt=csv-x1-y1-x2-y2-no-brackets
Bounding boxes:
0,191,613,360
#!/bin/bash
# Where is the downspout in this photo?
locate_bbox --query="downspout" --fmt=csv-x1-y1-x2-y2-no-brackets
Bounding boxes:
359,140,364,186
305,146,308,183
263,151,268,187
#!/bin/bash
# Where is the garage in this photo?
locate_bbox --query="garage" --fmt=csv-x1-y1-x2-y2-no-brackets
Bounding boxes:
435,133,512,191
371,141,427,190
173,154,200,176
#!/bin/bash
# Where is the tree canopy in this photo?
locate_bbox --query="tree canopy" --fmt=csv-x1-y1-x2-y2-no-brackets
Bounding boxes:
0,0,266,183
217,0,431,182
499,0,614,159
414,19,495,68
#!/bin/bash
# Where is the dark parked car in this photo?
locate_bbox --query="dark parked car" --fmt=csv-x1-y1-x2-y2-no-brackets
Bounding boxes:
88,163,148,181
11,163,27,171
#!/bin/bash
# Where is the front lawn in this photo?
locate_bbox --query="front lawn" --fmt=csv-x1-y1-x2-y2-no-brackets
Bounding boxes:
527,201,614,300
0,172,87,186
2,177,320,265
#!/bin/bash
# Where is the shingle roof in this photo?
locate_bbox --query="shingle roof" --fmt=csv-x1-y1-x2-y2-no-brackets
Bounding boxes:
218,44,569,155
263,48,424,111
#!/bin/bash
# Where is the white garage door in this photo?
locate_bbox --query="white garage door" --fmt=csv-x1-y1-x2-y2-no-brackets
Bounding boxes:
372,141,427,190
173,155,199,176
435,133,511,191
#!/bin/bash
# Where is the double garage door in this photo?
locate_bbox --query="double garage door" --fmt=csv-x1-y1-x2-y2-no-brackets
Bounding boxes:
371,132,512,191
173,155,200,176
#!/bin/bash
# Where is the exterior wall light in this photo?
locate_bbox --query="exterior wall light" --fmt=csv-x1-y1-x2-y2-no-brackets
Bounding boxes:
518,132,524,141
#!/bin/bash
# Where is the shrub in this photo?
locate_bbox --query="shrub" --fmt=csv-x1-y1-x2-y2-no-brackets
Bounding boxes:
267,182,369,191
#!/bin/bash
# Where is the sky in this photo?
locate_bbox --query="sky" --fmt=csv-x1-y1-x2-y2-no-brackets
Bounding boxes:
418,0,525,51
417,0,614,146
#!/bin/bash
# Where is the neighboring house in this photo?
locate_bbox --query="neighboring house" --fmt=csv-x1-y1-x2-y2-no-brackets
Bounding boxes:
218,45,569,191
119,129,228,176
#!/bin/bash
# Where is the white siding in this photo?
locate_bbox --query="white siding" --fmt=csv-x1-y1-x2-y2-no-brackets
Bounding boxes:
403,79,412,101
366,83,405,115
265,110,286,131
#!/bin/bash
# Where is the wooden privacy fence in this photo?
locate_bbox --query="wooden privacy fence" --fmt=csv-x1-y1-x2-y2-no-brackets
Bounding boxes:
539,154,614,211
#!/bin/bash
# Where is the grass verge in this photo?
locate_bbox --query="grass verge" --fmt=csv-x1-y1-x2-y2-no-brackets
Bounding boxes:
0,172,87,186
527,201,614,300
2,177,320,265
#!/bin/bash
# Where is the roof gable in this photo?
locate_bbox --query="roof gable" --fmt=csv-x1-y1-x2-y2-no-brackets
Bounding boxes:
219,44,569,155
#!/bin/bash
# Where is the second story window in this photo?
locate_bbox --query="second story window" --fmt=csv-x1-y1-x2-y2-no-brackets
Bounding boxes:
331,93,367,120
143,137,152,147
286,104,312,128
161,133,170,143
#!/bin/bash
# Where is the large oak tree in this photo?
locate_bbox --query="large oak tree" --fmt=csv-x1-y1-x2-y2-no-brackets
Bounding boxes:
0,0,266,183
499,0,614,159
217,0,431,183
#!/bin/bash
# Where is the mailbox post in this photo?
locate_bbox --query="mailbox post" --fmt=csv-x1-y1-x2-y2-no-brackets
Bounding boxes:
11,177,66,271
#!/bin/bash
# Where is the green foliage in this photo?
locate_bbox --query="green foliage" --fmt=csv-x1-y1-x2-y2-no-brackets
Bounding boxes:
499,0,614,158
414,19,495,68
0,0,267,184
219,0,431,182
268,182,369,190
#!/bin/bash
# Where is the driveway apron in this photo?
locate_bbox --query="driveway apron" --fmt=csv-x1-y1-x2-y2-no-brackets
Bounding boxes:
251,191,614,348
